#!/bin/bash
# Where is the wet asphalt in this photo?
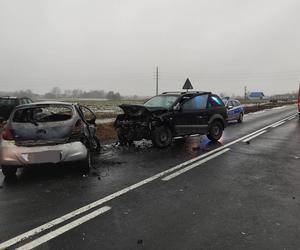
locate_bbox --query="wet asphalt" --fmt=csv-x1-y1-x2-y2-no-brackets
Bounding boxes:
0,105,299,250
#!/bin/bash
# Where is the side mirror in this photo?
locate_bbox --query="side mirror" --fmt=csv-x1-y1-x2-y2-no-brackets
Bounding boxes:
173,103,181,111
228,105,233,110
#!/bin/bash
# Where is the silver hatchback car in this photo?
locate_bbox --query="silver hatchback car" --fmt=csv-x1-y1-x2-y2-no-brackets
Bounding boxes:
0,102,100,177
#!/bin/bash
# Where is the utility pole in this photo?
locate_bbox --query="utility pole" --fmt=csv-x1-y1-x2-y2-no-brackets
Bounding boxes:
244,86,247,100
156,66,159,95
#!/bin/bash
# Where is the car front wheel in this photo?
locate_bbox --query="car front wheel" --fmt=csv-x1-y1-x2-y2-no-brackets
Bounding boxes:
1,165,17,177
237,113,244,123
151,126,173,148
207,121,223,142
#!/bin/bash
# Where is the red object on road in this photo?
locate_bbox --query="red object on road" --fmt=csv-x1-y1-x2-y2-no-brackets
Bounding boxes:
298,83,300,116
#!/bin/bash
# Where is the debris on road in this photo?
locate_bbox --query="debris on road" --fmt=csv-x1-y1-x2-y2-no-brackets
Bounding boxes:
137,239,143,245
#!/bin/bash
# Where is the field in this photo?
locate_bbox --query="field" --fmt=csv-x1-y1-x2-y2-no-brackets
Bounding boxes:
62,99,145,119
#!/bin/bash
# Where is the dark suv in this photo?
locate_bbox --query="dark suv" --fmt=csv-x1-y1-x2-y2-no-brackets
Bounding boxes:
115,91,227,148
0,96,33,122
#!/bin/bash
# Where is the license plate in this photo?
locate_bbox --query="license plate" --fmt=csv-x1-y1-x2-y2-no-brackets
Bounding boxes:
28,151,61,164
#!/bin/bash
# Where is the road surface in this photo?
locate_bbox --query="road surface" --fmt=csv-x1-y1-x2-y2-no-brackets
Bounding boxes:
0,105,299,250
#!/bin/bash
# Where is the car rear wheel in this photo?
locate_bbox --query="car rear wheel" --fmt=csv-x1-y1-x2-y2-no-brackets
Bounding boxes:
237,113,244,123
1,165,17,177
207,121,223,142
151,126,173,148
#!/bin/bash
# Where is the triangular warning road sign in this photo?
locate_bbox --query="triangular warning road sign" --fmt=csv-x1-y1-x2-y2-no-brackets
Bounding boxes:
182,78,193,91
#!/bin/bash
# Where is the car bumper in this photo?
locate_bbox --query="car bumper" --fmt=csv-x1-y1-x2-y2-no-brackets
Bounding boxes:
0,140,87,166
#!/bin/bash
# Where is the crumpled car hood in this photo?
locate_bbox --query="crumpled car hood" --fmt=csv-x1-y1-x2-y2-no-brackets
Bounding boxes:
119,104,167,117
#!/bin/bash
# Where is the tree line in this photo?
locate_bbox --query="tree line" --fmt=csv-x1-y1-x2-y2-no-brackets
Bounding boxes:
0,87,122,100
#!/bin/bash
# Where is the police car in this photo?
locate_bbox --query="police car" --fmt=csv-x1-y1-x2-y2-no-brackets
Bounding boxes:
223,98,244,123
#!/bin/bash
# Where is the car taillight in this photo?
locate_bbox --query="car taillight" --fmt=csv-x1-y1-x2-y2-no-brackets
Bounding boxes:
298,84,300,107
1,125,14,141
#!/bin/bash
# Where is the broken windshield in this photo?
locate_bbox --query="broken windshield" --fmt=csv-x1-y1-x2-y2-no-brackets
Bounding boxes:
144,95,178,109
12,105,73,123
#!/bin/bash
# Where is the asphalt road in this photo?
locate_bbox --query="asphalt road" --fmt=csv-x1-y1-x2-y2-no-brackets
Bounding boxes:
0,105,299,250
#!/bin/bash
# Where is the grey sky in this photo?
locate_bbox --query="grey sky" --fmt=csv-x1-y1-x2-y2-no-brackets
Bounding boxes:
1,0,300,96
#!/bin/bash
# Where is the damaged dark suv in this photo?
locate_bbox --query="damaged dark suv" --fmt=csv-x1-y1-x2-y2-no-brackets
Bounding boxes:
115,91,227,148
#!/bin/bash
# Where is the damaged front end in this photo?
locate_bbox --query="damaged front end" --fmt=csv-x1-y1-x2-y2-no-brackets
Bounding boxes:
114,104,170,144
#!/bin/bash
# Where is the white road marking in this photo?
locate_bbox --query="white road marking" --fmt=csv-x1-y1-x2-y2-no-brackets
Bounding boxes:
288,115,296,120
15,206,111,250
0,114,296,250
162,148,230,181
242,130,267,142
272,106,286,110
269,120,285,127
249,110,266,115
271,121,286,128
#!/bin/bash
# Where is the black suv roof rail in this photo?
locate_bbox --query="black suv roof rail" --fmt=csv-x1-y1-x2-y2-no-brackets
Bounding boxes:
162,91,212,95
161,91,182,94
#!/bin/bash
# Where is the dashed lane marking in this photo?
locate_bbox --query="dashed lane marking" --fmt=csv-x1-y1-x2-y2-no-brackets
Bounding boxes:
161,148,230,181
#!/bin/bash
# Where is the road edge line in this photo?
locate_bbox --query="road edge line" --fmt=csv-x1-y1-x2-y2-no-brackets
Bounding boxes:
15,206,111,250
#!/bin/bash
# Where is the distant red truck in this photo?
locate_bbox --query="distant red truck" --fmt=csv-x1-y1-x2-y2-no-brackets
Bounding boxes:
298,84,300,117
298,84,300,119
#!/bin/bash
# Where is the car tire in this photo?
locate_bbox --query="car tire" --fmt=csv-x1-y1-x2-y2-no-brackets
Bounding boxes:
151,126,173,148
118,129,126,145
118,129,133,146
237,113,244,123
80,150,92,173
1,165,17,177
207,121,223,142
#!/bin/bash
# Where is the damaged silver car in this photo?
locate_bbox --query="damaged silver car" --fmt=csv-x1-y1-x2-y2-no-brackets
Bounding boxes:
0,102,100,177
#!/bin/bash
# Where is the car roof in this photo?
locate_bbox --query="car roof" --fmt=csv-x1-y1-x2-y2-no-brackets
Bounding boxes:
161,91,212,96
0,96,31,99
223,98,239,101
15,101,75,108
0,96,18,99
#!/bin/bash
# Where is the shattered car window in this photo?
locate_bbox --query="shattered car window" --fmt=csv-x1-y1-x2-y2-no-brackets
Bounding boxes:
13,105,73,123
144,95,178,108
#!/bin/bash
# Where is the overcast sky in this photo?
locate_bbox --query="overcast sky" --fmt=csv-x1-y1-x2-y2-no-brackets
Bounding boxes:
1,0,300,96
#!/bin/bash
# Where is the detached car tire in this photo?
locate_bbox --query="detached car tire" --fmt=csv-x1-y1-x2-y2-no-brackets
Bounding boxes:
1,165,17,177
207,121,223,142
80,150,92,173
91,136,101,154
151,126,173,148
